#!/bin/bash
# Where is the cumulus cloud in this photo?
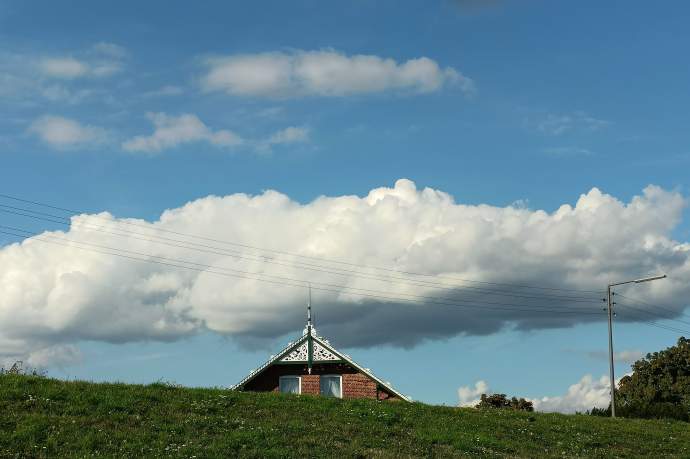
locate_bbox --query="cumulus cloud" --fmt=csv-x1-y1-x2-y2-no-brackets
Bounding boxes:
38,42,127,79
28,115,109,149
459,373,618,413
123,113,309,154
200,50,472,98
0,179,689,367
458,380,489,406
25,345,83,369
39,57,89,79
532,374,614,413
122,112,243,153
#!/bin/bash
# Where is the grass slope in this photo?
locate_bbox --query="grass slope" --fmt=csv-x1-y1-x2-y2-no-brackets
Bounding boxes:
1,375,689,458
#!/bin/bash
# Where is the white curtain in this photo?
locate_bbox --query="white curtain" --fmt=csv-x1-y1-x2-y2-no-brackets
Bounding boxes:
320,376,341,398
279,377,300,394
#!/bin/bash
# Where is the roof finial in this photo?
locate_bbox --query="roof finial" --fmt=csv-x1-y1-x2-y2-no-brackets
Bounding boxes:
307,283,312,331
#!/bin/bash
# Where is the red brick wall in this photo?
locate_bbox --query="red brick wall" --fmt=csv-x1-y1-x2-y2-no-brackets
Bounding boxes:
243,362,400,401
301,374,320,395
342,373,377,399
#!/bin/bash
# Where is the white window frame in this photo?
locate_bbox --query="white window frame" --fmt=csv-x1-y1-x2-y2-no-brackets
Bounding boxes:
320,374,343,398
279,375,301,394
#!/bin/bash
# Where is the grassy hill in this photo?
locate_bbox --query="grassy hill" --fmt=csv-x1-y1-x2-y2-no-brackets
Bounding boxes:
1,374,689,458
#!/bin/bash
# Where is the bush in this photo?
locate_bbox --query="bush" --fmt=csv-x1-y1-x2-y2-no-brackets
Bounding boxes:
476,393,534,412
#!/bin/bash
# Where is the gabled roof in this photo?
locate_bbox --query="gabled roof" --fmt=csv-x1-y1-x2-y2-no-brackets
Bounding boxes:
232,326,411,402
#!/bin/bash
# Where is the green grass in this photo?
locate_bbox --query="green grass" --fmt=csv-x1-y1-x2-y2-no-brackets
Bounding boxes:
1,374,689,458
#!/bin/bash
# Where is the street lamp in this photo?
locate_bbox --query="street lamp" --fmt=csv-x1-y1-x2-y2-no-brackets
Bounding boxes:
606,274,666,418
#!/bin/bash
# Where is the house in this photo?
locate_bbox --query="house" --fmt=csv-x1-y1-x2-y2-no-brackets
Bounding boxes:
232,296,410,402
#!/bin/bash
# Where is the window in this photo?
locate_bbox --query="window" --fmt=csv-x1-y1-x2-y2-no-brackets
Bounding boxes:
279,376,301,394
320,375,342,398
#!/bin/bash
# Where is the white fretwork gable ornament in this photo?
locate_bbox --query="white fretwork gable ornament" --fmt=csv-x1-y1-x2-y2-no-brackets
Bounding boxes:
312,340,339,361
280,342,309,362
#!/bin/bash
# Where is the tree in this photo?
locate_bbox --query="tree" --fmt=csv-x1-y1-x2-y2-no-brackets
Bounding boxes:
476,393,534,412
603,337,690,421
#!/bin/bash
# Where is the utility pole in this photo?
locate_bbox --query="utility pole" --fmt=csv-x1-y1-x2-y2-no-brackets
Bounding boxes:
606,284,616,417
606,274,666,418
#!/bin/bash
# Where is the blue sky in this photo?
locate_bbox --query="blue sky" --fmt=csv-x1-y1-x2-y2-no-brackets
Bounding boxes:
1,0,690,409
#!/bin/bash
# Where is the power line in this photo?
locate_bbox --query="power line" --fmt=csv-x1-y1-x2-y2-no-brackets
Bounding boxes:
0,205,601,303
617,301,690,327
0,226,599,315
615,301,690,328
0,193,603,294
615,293,688,321
614,304,690,335
4,197,685,337
0,228,603,316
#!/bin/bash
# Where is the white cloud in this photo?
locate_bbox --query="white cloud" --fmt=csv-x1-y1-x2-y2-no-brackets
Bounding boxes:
28,115,108,149
39,57,89,79
26,345,82,369
532,374,613,413
458,380,489,406
459,373,626,413
123,113,309,154
268,126,309,145
200,50,472,98
0,180,689,367
38,43,127,79
122,112,243,153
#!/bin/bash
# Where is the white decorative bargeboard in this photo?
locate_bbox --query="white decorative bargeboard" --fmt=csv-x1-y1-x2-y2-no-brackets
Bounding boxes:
312,341,339,361
280,342,309,362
